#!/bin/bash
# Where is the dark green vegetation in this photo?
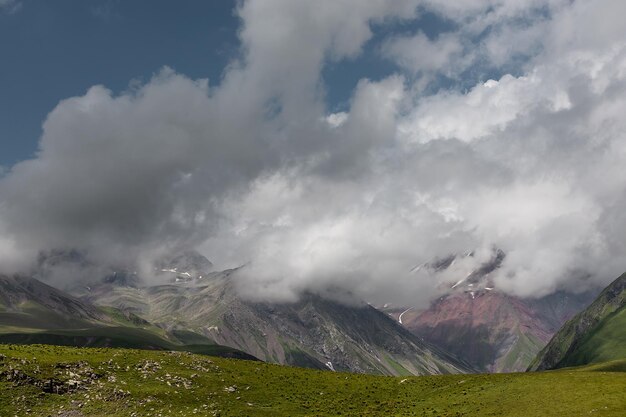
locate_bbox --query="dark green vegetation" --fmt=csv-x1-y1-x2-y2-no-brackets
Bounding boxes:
1,344,626,416
530,272,626,371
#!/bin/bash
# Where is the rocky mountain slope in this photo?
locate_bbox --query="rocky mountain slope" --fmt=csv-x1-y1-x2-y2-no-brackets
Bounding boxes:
396,290,592,373
529,272,626,371
384,250,594,372
76,259,472,376
9,249,473,375
0,274,106,330
0,274,255,360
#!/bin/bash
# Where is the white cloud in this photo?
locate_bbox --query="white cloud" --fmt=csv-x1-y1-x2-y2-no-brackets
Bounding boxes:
2,0,626,306
398,69,574,143
325,112,348,128
421,0,566,23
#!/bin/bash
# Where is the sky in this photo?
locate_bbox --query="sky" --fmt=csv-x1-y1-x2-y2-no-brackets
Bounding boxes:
0,0,240,166
1,0,626,306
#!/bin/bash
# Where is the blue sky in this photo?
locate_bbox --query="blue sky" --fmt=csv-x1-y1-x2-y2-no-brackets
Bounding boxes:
1,0,240,166
0,0,456,167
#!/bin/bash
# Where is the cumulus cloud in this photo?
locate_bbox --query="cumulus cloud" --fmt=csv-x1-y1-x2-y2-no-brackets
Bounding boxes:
1,71,240,269
2,0,626,306
381,0,567,82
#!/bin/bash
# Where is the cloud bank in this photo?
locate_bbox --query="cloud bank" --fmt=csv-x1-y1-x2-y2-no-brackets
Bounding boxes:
1,0,626,306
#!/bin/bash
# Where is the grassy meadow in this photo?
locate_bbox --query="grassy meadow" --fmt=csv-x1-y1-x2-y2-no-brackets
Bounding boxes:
1,344,625,416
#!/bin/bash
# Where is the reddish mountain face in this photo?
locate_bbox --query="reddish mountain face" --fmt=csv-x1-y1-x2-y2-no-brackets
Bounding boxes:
390,290,594,373
384,249,595,372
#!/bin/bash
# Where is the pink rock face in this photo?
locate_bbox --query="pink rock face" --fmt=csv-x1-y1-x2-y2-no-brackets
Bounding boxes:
414,292,550,338
394,290,593,373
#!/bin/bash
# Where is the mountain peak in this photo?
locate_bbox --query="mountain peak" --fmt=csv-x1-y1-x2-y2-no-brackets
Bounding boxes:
155,250,214,283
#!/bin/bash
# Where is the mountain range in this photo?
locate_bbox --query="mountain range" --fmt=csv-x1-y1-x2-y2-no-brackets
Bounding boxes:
4,248,625,377
76,269,472,375
1,251,473,376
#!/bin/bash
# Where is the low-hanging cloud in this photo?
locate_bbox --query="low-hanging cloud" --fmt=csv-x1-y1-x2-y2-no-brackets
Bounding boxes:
1,0,626,307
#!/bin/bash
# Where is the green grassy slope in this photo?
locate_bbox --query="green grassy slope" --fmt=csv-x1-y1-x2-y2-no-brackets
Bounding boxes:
558,304,626,366
0,327,257,362
1,344,625,417
529,272,626,371
0,304,95,330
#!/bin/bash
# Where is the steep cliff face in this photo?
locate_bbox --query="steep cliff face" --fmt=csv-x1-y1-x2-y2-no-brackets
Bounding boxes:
529,272,626,371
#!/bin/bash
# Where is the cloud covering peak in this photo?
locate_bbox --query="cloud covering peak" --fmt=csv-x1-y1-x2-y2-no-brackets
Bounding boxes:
1,0,626,306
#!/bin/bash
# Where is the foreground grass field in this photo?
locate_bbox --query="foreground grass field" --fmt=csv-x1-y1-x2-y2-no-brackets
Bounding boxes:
1,344,625,416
